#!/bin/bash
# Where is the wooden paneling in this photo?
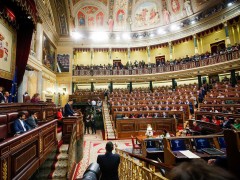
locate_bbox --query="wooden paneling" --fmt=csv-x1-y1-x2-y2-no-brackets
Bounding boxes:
0,120,58,180
116,118,176,139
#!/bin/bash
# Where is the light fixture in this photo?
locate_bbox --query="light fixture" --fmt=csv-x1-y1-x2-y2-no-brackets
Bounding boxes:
170,24,180,32
71,31,82,40
27,15,31,19
90,32,108,42
122,33,131,40
157,28,166,35
227,2,233,7
191,20,196,24
115,35,120,41
150,33,155,37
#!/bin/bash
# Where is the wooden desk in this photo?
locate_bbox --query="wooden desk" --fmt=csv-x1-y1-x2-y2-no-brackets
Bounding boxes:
116,118,177,139
136,135,164,161
163,135,226,166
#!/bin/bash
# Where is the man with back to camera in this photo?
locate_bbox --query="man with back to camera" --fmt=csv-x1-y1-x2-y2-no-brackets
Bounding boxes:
13,111,31,134
64,99,77,116
97,141,120,180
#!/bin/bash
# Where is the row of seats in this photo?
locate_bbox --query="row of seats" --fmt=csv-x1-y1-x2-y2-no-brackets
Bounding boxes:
0,111,30,140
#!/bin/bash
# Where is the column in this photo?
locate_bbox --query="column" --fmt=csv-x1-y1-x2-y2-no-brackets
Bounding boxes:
198,75,202,90
168,42,173,60
149,81,153,92
193,34,199,54
127,47,131,64
230,69,237,87
109,81,113,93
90,48,94,66
224,21,231,46
37,71,43,99
172,78,176,91
91,82,94,92
147,46,150,64
109,48,112,64
18,71,28,102
129,82,132,93
35,23,43,61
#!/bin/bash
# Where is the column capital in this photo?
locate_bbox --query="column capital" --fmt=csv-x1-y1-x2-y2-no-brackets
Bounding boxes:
193,34,197,38
223,21,228,27
168,41,172,46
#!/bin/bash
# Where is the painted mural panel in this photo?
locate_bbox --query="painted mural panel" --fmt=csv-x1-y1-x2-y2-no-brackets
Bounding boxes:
73,0,226,32
76,5,106,30
57,54,70,73
42,34,56,72
0,17,16,80
113,0,128,31
133,2,160,29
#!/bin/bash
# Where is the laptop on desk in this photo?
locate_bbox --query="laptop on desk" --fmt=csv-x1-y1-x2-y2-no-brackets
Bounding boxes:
201,148,225,155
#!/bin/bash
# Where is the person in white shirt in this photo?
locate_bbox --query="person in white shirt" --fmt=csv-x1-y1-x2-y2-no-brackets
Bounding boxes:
91,99,96,106
13,112,30,134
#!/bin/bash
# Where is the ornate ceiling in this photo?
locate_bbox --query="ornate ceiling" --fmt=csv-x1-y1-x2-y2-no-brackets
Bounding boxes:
69,0,222,32
37,0,239,46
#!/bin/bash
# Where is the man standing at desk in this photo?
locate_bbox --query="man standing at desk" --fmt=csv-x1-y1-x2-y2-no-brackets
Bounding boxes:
64,99,77,116
97,142,120,180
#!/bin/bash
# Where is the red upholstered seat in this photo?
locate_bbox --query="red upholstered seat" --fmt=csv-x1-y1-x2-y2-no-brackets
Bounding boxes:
7,112,18,136
131,135,141,153
0,115,8,140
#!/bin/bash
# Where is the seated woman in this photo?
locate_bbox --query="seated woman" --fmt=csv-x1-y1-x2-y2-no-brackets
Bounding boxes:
56,109,63,126
31,93,40,103
201,115,210,122
212,116,221,125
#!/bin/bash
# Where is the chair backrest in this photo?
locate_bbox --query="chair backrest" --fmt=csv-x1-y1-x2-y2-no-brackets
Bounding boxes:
0,114,8,140
23,95,30,103
131,135,136,148
7,112,18,136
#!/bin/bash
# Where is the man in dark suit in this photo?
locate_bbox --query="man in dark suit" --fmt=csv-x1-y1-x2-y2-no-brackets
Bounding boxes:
26,111,38,129
64,99,75,116
97,141,120,180
0,86,5,103
13,112,30,134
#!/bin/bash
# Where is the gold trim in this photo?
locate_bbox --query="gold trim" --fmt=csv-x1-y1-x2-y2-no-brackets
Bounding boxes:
2,159,7,180
39,137,43,153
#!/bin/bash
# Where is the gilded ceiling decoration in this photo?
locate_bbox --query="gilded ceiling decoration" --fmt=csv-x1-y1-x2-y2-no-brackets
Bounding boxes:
71,0,222,32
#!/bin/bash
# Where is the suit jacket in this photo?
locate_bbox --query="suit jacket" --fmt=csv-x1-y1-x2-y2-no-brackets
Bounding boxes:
97,152,120,180
13,119,30,134
0,92,4,103
26,116,38,129
64,103,74,116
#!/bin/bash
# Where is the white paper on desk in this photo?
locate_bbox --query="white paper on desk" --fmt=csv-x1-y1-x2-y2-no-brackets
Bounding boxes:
179,150,200,158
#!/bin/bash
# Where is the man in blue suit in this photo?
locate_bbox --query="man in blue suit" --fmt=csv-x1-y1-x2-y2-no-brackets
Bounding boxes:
64,99,76,116
97,141,120,180
13,112,30,134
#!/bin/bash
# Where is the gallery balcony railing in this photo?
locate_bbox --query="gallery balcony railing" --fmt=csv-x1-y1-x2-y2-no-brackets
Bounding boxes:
72,50,240,76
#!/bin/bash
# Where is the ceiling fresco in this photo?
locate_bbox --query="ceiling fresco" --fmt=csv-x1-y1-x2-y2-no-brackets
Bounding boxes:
71,0,222,32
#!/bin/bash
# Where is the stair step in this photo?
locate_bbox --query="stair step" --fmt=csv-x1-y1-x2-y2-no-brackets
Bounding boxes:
49,168,67,179
56,153,68,160
53,160,68,169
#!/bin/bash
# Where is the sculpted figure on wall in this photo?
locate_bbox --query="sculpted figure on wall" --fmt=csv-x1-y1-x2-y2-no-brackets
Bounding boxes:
184,0,193,16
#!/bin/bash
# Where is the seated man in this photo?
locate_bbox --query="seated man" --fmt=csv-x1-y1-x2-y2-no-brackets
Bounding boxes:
13,112,30,134
26,111,38,129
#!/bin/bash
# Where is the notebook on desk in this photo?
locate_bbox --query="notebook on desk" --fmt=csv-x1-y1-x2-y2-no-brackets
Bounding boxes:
201,148,225,155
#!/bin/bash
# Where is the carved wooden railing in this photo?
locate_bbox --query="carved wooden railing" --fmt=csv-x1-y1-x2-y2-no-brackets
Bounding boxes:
62,116,84,179
0,119,58,180
115,148,172,180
